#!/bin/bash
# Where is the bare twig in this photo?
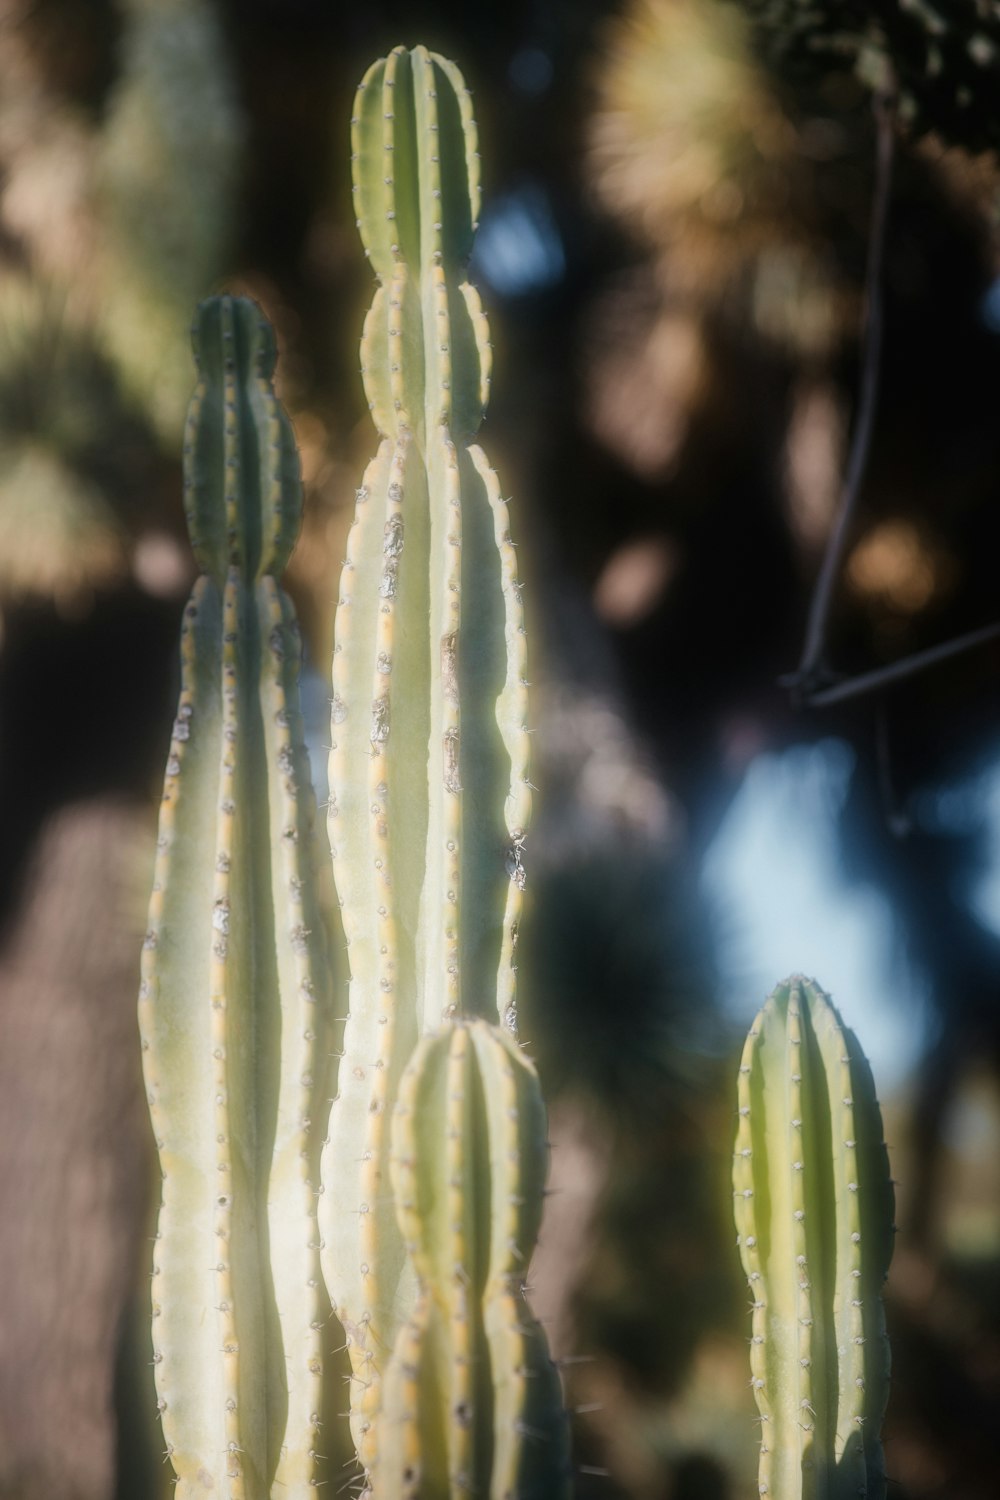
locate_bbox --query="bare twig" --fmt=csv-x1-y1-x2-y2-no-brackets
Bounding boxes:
793,78,898,693
798,619,1000,708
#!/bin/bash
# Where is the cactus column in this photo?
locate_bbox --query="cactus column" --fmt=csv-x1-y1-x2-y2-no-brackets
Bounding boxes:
139,296,327,1500
733,977,894,1500
320,45,532,1468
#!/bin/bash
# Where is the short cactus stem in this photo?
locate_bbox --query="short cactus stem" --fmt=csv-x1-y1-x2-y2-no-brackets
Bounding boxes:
733,977,894,1500
375,1018,571,1499
320,45,534,1470
139,296,327,1499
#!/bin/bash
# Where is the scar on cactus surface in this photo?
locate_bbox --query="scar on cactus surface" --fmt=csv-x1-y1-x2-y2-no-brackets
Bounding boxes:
734,976,894,1500
140,295,328,1500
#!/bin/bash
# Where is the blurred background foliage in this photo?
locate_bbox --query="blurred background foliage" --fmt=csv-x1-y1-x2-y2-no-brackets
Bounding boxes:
1,2,999,1498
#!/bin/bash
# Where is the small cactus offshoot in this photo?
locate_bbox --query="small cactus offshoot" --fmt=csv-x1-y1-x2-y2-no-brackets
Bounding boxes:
733,976,894,1500
375,1018,570,1498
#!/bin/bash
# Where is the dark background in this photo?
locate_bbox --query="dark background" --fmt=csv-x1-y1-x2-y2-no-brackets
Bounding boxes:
0,3,998,1497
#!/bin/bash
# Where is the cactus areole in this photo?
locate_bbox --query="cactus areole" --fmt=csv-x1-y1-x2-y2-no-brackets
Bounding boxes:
734,977,895,1500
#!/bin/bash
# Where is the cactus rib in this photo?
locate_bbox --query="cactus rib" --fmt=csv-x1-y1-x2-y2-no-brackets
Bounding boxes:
139,296,326,1499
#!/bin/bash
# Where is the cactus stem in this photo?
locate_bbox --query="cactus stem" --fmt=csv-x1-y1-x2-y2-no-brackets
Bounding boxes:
734,977,894,1500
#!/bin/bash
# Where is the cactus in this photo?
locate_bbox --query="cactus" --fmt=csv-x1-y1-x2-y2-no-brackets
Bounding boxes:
139,295,327,1499
376,1018,569,1497
733,976,894,1500
319,44,534,1473
99,0,243,440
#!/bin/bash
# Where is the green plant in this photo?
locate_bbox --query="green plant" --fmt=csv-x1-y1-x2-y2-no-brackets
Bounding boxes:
378,1018,569,1497
98,0,243,440
733,976,895,1500
317,42,548,1482
139,295,327,1499
140,40,567,1499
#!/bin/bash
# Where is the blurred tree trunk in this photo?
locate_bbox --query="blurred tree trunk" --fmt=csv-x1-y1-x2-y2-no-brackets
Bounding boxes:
0,796,154,1500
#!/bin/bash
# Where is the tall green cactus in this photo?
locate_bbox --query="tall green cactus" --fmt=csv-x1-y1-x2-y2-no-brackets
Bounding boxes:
316,42,573,1497
733,977,894,1500
139,296,327,1499
319,45,534,1474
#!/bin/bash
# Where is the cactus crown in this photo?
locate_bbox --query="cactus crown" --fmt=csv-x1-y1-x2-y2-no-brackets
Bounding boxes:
353,44,480,279
353,44,491,449
185,296,301,582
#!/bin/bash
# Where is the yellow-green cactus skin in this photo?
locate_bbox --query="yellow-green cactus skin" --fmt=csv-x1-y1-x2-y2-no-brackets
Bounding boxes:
320,46,534,1475
139,296,326,1499
376,1019,570,1498
733,978,895,1500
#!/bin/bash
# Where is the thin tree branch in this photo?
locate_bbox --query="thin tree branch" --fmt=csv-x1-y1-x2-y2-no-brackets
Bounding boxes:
797,620,1000,709
793,78,897,693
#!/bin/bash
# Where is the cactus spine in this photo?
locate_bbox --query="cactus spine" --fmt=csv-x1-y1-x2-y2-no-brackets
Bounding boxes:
139,296,326,1499
733,977,894,1500
320,45,534,1474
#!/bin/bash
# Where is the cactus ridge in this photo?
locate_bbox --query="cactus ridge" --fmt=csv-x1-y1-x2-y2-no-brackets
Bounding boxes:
733,977,894,1500
322,47,531,1466
374,1019,570,1498
140,295,325,1500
